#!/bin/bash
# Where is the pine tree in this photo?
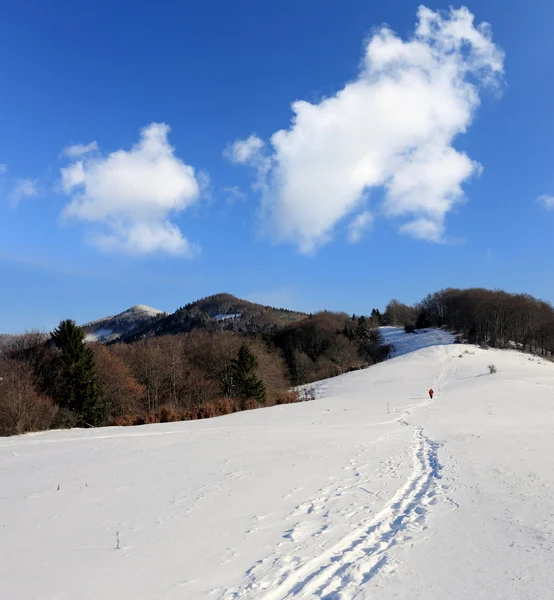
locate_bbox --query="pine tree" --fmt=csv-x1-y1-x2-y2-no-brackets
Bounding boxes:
283,344,300,386
51,320,104,427
370,308,382,325
355,316,370,341
230,343,266,405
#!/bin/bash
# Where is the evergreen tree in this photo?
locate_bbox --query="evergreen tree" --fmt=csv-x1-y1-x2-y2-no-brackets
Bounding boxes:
370,308,382,325
51,320,104,427
283,344,300,386
230,342,266,405
355,316,370,341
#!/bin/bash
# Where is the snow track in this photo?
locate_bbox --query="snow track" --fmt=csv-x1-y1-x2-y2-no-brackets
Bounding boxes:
223,347,458,599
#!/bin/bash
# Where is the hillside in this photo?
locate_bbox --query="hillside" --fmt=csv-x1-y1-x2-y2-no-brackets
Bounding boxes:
2,329,553,599
120,293,307,342
81,304,166,342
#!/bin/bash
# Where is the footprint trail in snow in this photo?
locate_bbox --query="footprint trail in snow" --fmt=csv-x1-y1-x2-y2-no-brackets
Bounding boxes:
221,347,458,599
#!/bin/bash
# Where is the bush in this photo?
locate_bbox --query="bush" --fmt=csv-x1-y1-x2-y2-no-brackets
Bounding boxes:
274,390,300,405
212,397,237,415
158,406,180,423
404,324,417,334
51,407,78,430
488,364,497,374
239,397,260,411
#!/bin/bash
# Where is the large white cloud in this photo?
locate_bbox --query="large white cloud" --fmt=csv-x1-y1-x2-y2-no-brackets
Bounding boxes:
60,123,200,256
226,6,504,252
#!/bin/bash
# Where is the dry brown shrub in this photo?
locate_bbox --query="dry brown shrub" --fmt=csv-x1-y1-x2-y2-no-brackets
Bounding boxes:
197,402,217,419
113,414,137,427
158,406,180,423
239,397,260,411
273,390,300,405
212,397,237,415
180,408,198,421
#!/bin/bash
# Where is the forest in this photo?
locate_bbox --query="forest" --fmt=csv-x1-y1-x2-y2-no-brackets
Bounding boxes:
2,287,554,437
0,310,389,436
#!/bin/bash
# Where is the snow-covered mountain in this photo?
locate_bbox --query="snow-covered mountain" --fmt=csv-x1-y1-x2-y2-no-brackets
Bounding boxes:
82,304,166,342
2,328,554,599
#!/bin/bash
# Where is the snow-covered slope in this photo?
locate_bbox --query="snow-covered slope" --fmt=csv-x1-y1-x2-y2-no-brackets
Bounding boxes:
82,304,165,342
2,329,554,599
380,325,455,357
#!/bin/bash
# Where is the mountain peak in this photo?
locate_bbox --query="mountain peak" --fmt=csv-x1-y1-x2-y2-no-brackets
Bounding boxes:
127,305,164,316
82,304,165,343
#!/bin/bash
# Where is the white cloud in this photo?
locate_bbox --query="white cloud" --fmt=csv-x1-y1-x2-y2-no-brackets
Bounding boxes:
224,135,265,164
348,210,373,243
92,221,198,257
227,6,503,252
0,164,7,175
10,178,38,207
62,141,98,158
537,195,554,209
60,123,201,256
224,135,271,193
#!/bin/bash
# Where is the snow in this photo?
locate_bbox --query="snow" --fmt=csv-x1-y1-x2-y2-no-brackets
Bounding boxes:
2,328,554,599
213,313,242,321
380,325,455,357
131,304,164,317
84,328,113,342
83,304,163,328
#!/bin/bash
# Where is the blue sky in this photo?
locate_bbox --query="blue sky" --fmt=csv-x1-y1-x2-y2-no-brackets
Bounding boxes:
1,0,554,333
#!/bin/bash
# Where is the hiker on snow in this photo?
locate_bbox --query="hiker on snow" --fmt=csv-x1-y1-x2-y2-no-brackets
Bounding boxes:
428,388,434,399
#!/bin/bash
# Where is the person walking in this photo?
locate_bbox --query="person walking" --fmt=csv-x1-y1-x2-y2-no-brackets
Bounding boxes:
428,388,434,399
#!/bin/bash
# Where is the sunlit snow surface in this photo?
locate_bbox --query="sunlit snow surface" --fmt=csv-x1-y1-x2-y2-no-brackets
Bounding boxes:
2,328,554,599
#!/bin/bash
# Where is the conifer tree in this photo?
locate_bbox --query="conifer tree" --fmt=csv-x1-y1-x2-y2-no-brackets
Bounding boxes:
283,344,300,386
230,342,266,405
355,316,370,341
51,320,104,427
370,308,383,325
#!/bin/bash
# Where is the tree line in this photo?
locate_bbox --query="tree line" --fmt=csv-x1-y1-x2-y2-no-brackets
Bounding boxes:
415,288,554,353
0,311,390,436
5,286,550,436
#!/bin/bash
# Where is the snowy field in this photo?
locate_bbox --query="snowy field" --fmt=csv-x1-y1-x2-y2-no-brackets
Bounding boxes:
2,329,554,599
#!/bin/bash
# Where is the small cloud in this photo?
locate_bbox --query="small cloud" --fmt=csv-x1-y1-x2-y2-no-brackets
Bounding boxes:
223,135,271,194
224,135,265,164
10,178,38,207
537,195,554,209
399,218,444,243
0,164,8,175
62,141,98,158
348,210,373,243
59,123,202,257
